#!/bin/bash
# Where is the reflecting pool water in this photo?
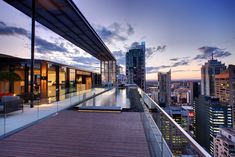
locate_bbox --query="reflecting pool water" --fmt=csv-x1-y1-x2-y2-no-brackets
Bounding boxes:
77,88,130,110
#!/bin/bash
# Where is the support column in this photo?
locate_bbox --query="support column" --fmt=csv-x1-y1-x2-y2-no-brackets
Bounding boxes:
24,64,29,101
30,0,36,108
56,65,59,101
40,62,48,99
66,68,70,94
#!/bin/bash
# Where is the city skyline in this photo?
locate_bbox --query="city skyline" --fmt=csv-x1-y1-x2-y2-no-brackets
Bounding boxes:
0,0,235,80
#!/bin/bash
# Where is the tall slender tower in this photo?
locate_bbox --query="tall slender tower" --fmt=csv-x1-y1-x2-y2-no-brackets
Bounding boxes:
158,70,171,106
201,58,226,96
126,42,146,90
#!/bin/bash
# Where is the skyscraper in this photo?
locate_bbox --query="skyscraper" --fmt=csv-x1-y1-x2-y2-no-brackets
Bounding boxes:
158,70,171,106
201,58,226,96
190,81,200,106
215,64,235,127
195,96,232,154
196,58,230,155
126,42,146,90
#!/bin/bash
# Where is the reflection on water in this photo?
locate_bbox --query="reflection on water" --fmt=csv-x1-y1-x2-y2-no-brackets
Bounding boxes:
79,88,130,109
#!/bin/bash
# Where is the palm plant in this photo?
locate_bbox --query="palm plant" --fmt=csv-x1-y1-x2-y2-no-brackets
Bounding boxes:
0,71,21,94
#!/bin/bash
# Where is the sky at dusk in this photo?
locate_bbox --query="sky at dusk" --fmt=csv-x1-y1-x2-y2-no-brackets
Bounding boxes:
0,0,235,80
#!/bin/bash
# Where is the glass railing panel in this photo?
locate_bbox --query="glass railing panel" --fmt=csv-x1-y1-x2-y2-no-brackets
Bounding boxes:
138,88,211,157
38,98,58,119
139,95,173,157
0,86,110,137
0,112,5,137
3,98,38,135
57,93,71,111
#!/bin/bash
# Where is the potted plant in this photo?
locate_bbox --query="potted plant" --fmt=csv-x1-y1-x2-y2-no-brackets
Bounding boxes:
0,71,21,95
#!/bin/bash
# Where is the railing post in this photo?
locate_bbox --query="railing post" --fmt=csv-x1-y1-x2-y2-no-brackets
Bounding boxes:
161,135,164,157
30,0,36,108
3,99,6,136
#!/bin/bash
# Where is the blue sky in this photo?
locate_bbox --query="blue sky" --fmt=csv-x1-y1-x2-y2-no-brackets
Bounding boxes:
0,0,235,80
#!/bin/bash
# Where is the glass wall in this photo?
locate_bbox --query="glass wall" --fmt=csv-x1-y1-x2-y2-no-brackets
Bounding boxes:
48,64,56,99
14,64,25,95
76,70,92,91
69,69,76,93
59,66,66,100
27,63,41,100
0,65,10,94
101,60,116,85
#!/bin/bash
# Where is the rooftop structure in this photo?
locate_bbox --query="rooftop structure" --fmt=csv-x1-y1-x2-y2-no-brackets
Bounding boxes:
3,0,115,61
3,0,117,106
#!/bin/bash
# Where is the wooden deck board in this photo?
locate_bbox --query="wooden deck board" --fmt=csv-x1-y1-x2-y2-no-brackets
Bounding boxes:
0,111,150,157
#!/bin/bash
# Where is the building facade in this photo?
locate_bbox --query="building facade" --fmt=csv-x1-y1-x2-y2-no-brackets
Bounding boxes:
0,54,101,103
126,42,146,90
190,81,200,105
158,70,171,106
195,96,233,154
214,128,235,157
201,59,226,96
215,65,235,127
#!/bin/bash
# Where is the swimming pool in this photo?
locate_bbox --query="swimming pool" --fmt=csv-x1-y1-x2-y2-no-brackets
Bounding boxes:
76,88,130,111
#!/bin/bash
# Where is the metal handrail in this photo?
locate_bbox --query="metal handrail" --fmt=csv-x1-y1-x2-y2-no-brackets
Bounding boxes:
138,88,211,157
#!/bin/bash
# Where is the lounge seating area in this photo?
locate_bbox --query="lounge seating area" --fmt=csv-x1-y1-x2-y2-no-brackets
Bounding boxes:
0,95,23,114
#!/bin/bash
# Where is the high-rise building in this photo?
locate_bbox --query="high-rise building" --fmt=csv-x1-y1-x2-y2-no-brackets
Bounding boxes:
195,96,232,154
190,81,200,105
159,106,195,155
213,128,235,157
158,70,171,106
201,58,226,96
215,65,235,127
126,42,145,90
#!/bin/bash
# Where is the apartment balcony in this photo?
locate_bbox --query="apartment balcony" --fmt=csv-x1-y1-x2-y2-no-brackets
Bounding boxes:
0,86,211,157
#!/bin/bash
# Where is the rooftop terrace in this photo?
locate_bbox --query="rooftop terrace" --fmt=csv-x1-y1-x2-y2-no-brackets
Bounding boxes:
0,111,150,157
0,87,211,157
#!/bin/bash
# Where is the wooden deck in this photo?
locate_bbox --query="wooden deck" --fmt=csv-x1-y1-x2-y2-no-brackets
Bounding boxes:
0,111,150,157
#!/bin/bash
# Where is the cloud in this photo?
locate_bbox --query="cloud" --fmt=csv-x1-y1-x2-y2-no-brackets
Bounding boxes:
35,37,68,53
112,50,125,65
156,45,166,52
146,45,166,58
130,41,140,48
194,46,231,60
0,21,28,36
172,69,200,73
172,60,189,67
146,65,172,73
94,22,135,45
170,58,180,61
0,21,6,26
0,21,67,54
146,59,189,74
96,26,127,43
0,21,100,72
127,24,134,35
129,41,167,59
112,50,124,58
72,56,99,65
146,67,160,73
